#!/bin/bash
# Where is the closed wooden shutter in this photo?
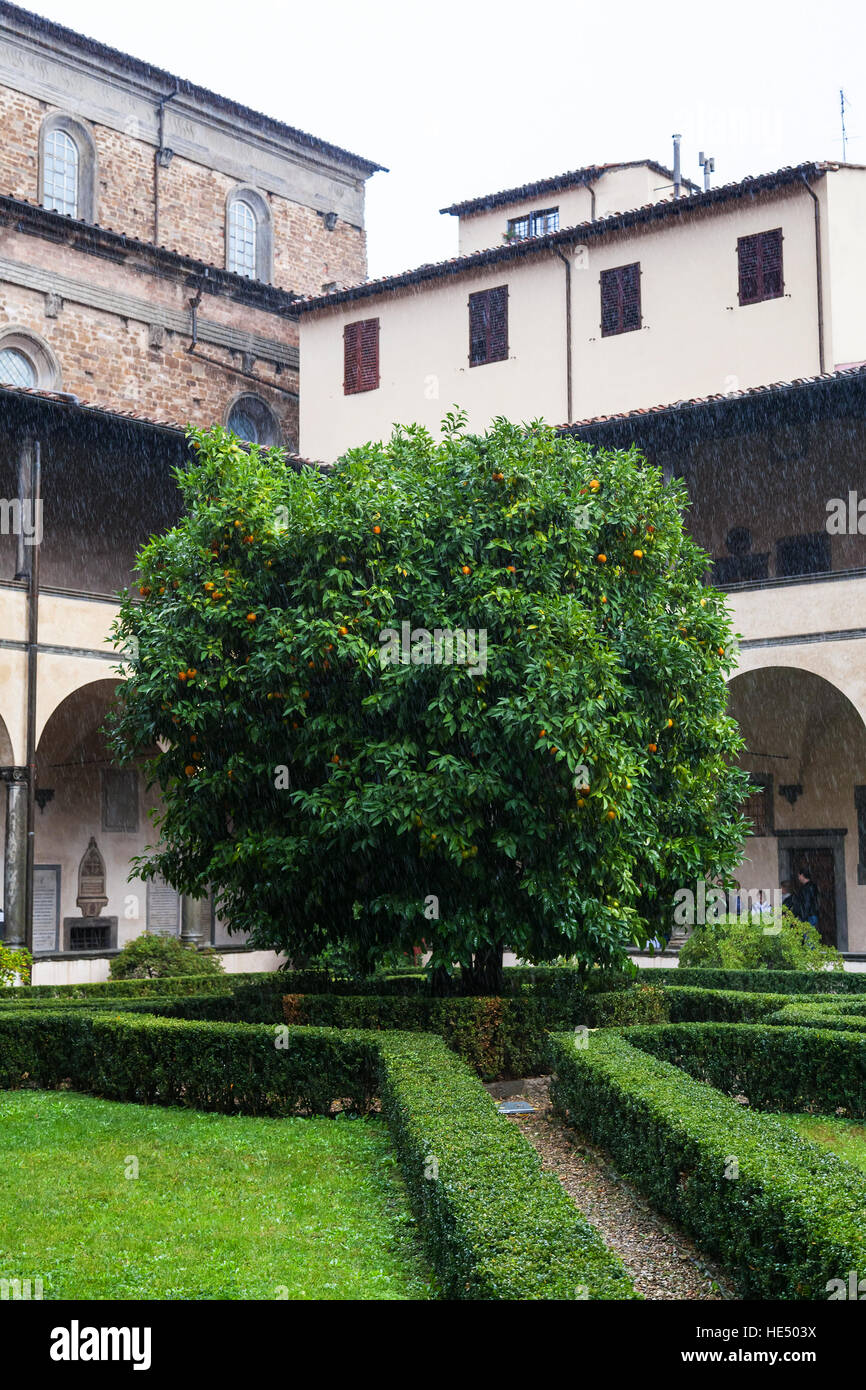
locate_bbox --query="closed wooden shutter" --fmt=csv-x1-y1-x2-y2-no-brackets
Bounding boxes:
343,320,360,393
344,318,379,393
738,234,760,304
760,228,783,299
739,229,782,304
600,263,641,336
469,286,508,365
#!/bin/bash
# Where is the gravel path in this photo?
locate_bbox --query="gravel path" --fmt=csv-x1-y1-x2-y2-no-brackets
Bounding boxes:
489,1076,734,1301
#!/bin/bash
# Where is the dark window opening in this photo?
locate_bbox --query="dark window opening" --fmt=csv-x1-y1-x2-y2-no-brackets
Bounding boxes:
469,286,509,366
600,263,641,336
69,922,111,951
743,775,773,837
775,532,830,578
738,228,784,305
344,318,380,394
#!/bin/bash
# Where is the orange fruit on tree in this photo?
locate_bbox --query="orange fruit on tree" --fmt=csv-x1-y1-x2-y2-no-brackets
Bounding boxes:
648,742,657,753
633,549,644,559
597,554,607,564
338,626,348,635
373,525,381,534
461,565,471,575
246,612,257,622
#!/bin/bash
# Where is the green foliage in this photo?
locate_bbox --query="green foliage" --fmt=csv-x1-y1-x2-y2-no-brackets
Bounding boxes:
0,971,258,1001
109,933,225,979
377,1030,637,1299
678,910,844,971
280,992,586,1079
626,1021,866,1116
586,984,669,1026
110,419,747,975
767,1003,866,1033
660,966,866,994
663,985,794,1022
549,1026,866,1299
0,941,31,987
0,1008,636,1300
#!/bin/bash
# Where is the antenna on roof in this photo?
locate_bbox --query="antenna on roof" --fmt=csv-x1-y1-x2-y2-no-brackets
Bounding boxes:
698,151,715,191
841,89,849,161
672,134,682,198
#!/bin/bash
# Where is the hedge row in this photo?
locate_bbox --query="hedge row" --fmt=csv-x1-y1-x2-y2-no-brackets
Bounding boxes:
0,971,280,1001
625,1021,866,1117
663,986,794,1023
653,967,866,994
0,1008,636,1301
280,994,580,1079
549,1027,866,1299
767,1004,866,1034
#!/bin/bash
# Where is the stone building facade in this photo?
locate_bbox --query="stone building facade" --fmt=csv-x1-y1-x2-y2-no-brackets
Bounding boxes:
0,2,381,979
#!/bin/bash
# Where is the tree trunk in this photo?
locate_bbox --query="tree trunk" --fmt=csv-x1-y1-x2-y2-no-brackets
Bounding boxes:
464,942,504,995
429,964,453,997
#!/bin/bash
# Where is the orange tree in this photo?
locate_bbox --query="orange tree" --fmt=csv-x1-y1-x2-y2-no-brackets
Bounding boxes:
110,415,748,992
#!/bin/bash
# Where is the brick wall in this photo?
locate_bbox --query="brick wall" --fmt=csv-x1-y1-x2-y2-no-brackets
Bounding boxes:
0,83,367,295
0,223,299,447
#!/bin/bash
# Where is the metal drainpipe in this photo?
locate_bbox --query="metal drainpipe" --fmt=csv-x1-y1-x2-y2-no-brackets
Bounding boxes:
154,87,179,246
23,439,41,955
799,173,826,375
553,249,573,423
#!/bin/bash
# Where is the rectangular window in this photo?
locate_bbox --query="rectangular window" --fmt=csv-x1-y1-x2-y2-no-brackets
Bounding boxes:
507,207,559,239
738,228,783,305
69,921,111,952
469,285,509,366
101,768,139,833
775,532,830,579
743,776,773,837
600,263,641,336
343,318,380,394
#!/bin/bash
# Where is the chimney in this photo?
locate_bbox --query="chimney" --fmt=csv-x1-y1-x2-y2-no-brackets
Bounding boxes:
672,134,682,199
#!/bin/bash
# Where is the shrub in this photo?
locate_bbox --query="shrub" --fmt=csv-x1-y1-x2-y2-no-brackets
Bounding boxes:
280,993,583,1079
625,1021,866,1117
109,934,225,979
0,942,31,987
663,986,794,1022
549,1027,866,1299
0,1008,636,1301
766,1003,866,1033
658,967,866,994
585,985,669,1027
677,910,843,971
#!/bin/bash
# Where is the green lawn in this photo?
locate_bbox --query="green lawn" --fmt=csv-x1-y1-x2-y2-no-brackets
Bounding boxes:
0,1090,435,1300
782,1112,866,1172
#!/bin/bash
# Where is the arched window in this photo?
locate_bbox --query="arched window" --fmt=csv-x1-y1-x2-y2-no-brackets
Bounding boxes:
0,330,60,391
43,128,79,217
226,395,282,447
228,199,256,278
225,188,272,282
0,346,37,388
39,114,97,223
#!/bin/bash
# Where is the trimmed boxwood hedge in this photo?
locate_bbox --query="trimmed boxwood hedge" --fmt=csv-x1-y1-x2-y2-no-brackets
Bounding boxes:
0,1008,636,1301
654,967,866,994
549,1026,866,1300
663,986,795,1022
767,1003,866,1033
625,1021,866,1117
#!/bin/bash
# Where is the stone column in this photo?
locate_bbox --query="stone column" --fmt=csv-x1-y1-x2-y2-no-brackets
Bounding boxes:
181,893,207,950
2,770,29,947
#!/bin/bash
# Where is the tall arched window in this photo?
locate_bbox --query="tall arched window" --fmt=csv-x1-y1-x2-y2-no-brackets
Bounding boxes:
225,188,272,282
39,114,97,223
227,198,256,278
43,128,79,217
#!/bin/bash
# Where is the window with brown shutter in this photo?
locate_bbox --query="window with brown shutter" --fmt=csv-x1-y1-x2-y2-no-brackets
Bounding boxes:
738,229,784,305
344,318,380,394
600,263,641,337
469,286,509,366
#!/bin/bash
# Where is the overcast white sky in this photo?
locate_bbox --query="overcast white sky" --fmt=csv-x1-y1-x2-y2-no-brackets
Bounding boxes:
27,0,866,280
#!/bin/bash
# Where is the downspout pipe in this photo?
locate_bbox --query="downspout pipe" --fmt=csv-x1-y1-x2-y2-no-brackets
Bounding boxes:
800,173,826,375
553,248,573,423
23,439,41,955
154,87,179,246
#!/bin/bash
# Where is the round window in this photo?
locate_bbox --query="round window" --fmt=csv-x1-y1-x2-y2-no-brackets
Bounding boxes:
0,346,37,389
226,395,281,447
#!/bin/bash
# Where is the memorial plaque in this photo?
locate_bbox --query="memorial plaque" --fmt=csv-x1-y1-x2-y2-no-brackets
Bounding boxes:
32,865,60,954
